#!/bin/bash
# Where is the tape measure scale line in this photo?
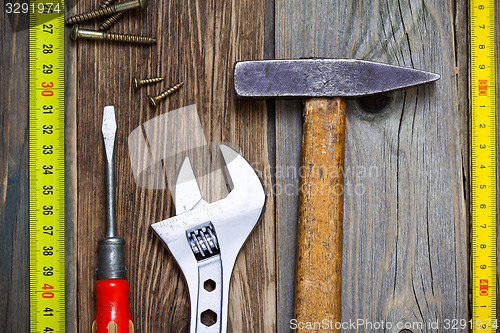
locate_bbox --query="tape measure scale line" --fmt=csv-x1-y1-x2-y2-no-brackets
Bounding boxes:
470,0,496,331
29,0,65,332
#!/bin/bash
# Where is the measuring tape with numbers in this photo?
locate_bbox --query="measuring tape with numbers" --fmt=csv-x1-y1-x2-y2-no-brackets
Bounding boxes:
471,0,496,331
29,0,65,331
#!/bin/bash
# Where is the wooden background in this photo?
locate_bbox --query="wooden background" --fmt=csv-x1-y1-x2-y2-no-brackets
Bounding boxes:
1,0,498,332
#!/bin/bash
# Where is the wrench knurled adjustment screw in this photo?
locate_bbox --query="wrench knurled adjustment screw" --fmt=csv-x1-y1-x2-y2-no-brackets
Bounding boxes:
187,224,220,260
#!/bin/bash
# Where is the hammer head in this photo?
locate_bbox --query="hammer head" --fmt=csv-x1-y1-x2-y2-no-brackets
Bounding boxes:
234,59,439,98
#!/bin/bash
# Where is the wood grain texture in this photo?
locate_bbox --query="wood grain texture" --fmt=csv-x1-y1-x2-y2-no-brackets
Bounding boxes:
0,1,484,331
0,9,30,332
294,98,345,332
73,0,275,331
275,99,302,332
275,1,468,331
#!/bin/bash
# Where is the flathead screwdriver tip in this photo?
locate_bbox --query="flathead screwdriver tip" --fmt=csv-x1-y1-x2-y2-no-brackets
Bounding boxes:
102,106,117,164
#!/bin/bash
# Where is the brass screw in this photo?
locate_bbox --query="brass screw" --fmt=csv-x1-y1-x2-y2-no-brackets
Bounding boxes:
70,25,156,44
65,0,148,25
100,0,114,8
99,12,123,31
98,0,123,31
148,82,184,108
133,77,164,90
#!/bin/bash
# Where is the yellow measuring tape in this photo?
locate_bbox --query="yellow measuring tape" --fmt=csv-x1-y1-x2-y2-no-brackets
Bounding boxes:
29,0,65,331
471,0,496,331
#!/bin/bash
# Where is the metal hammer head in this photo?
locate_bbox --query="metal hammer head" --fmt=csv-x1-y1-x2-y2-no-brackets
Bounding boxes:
234,59,439,98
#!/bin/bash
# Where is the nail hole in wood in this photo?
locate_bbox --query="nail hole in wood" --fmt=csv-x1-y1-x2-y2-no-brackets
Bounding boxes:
357,92,393,113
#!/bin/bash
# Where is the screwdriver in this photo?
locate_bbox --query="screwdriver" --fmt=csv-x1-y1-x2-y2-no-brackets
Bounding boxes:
92,106,134,332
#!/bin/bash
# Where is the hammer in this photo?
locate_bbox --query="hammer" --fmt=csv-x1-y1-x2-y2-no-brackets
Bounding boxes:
233,59,439,330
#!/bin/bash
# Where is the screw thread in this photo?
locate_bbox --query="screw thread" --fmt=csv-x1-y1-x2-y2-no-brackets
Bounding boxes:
148,82,184,107
65,5,118,25
142,77,164,85
99,12,124,31
158,82,184,100
102,32,156,44
100,0,114,8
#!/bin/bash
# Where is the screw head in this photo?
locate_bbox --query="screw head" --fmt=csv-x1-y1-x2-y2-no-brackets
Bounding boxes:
138,0,148,10
133,77,141,90
70,25,79,41
148,95,158,108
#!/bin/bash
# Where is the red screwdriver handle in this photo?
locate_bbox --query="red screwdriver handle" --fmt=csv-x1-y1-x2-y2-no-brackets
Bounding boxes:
92,279,134,333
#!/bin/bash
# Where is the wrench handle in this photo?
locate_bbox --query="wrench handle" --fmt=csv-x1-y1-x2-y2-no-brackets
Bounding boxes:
92,279,134,333
294,97,345,332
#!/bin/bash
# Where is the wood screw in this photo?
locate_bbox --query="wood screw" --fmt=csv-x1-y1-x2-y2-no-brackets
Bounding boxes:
133,77,164,90
65,0,148,25
99,12,124,31
148,82,184,108
98,0,123,31
70,25,156,45
99,0,114,8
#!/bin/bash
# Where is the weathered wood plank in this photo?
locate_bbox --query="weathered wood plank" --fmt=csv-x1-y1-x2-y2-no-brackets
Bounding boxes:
0,0,481,331
75,0,275,331
275,1,468,331
275,99,302,332
0,9,30,332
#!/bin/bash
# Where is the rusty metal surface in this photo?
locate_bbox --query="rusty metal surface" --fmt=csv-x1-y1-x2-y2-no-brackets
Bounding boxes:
234,59,440,98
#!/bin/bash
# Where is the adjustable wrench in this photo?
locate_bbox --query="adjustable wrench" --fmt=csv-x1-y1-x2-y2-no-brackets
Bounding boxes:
151,144,266,333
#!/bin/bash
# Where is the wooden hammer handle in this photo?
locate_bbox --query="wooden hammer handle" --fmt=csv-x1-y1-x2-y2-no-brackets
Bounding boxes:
294,97,345,332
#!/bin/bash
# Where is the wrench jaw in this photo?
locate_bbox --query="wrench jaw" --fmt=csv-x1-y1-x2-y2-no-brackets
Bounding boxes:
151,144,266,333
219,144,266,209
174,157,207,214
